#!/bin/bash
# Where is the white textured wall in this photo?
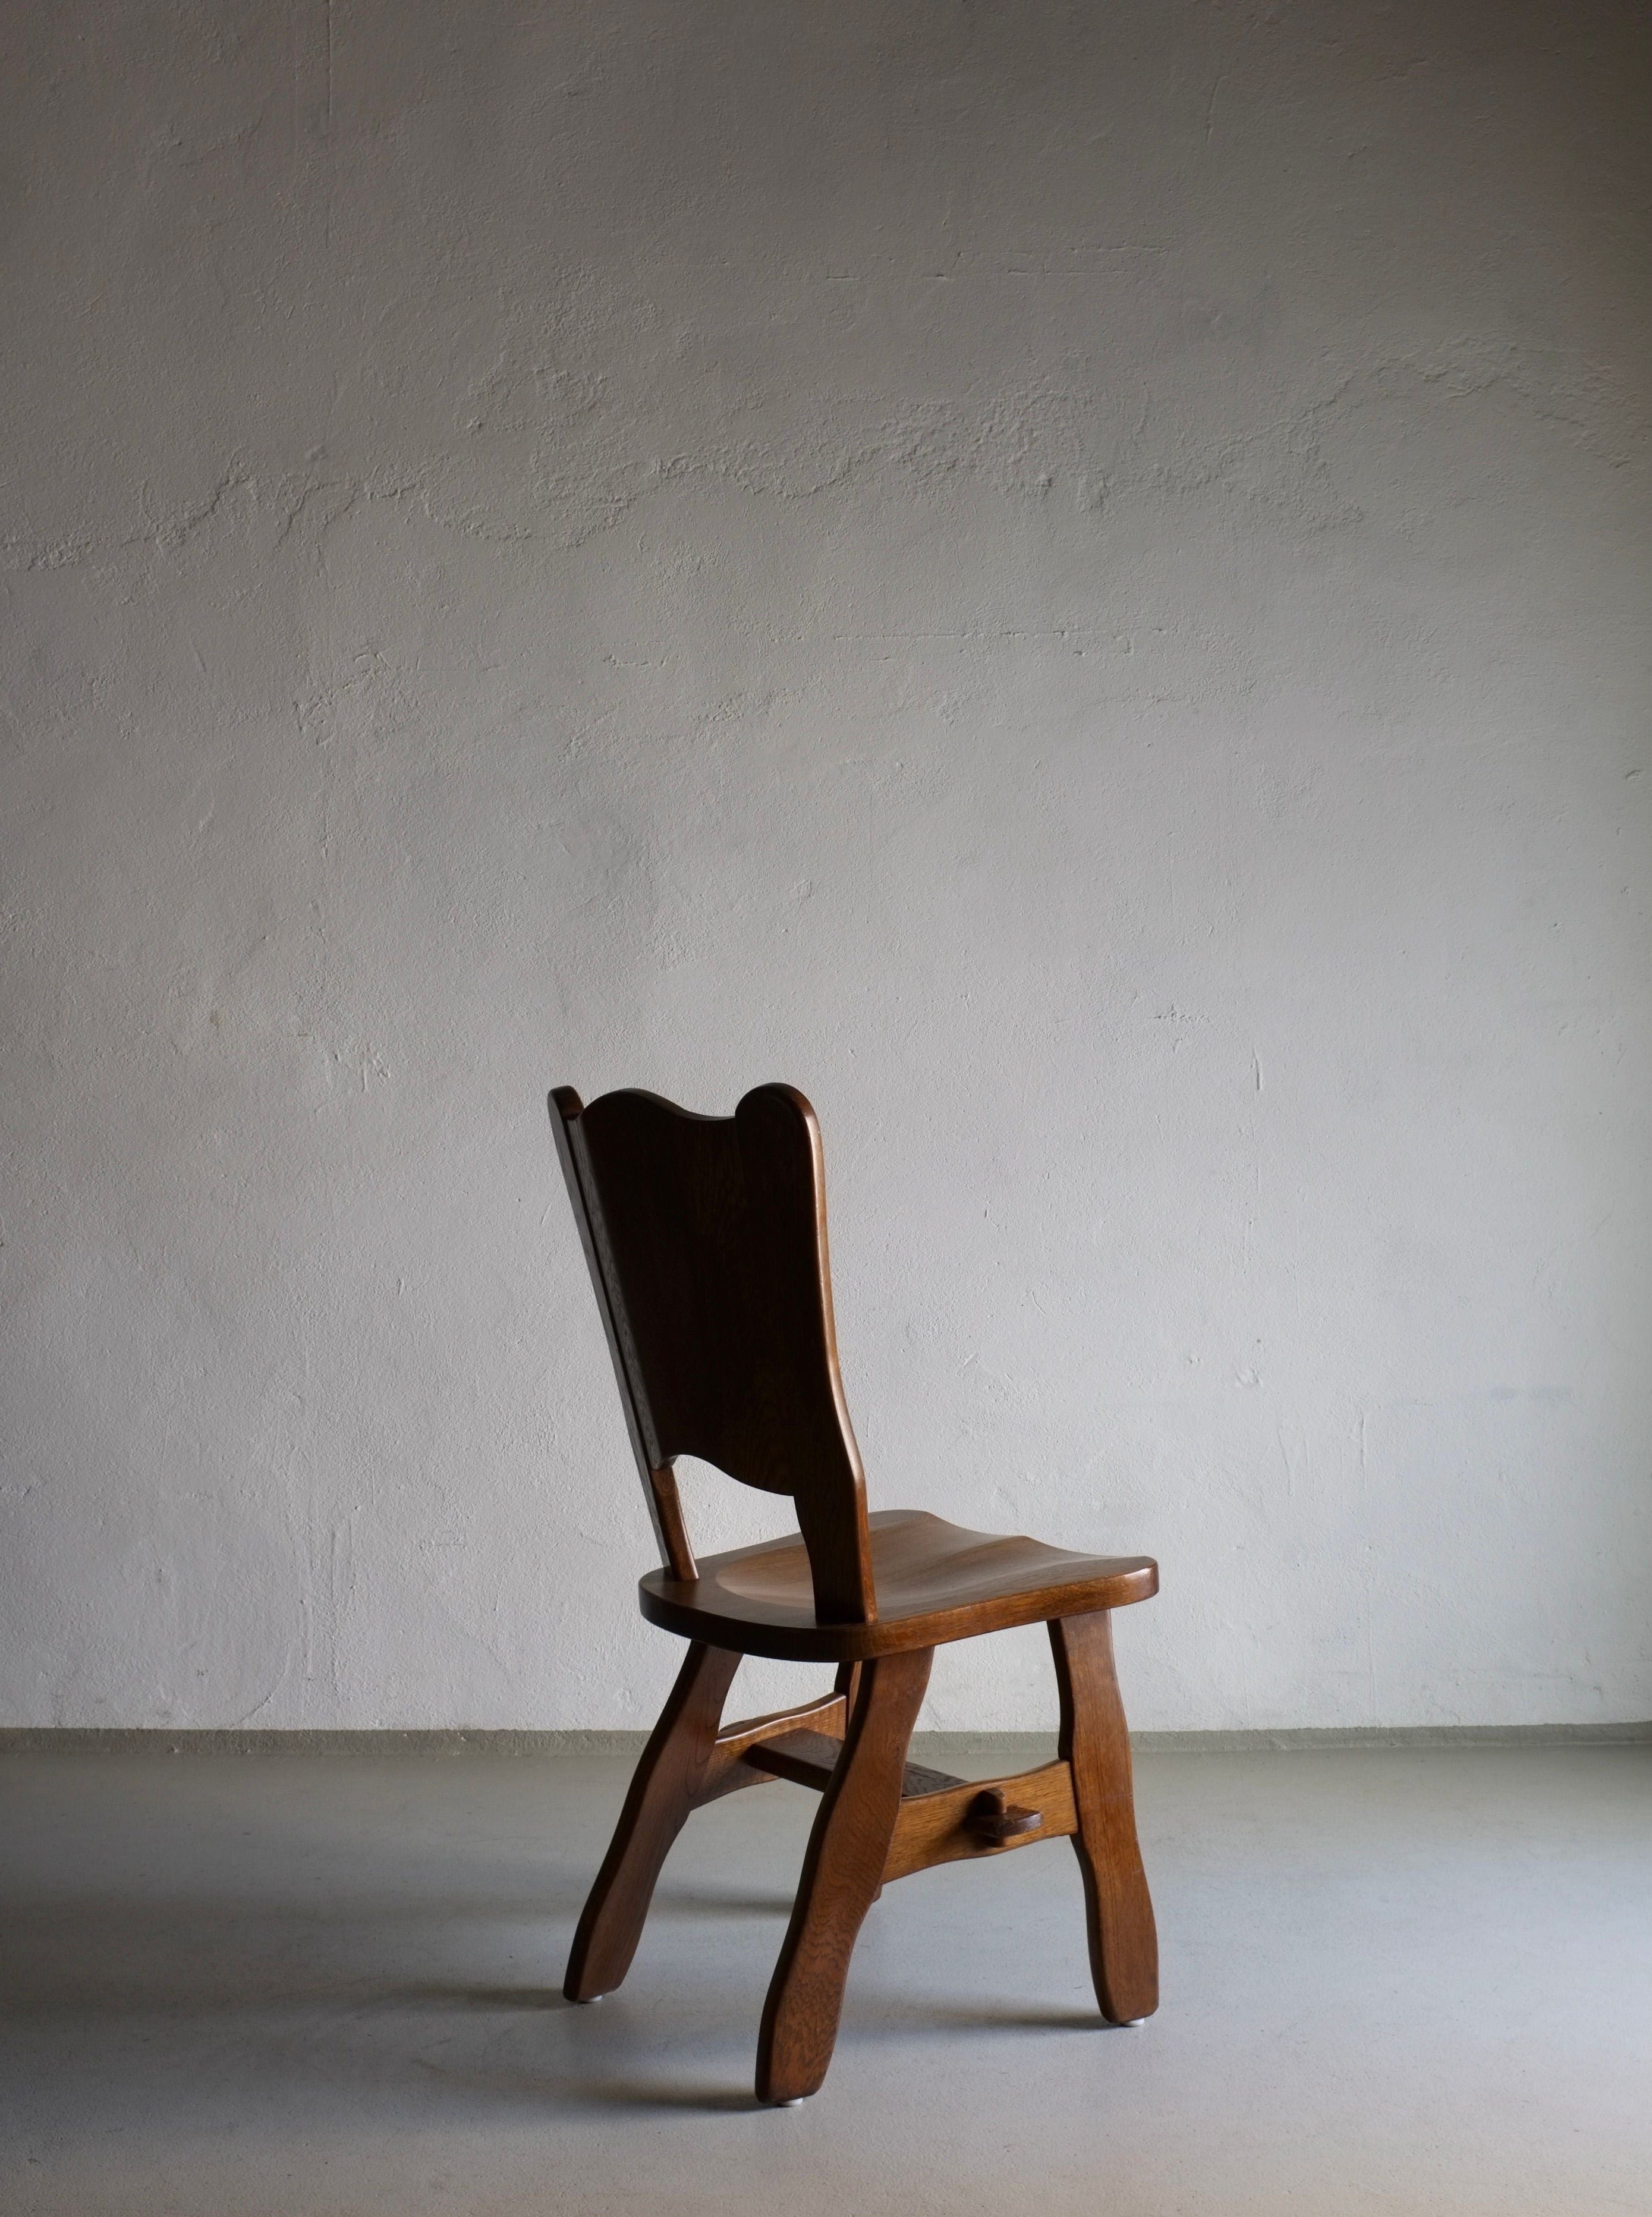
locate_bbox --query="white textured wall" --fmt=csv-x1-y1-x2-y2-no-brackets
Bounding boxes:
3,1,1649,1732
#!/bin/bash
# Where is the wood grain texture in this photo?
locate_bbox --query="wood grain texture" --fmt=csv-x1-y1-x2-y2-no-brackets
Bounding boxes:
742,1726,863,1791
562,1640,738,2002
697,1691,848,1804
756,1647,933,2103
741,1728,967,1799
640,1507,1156,1662
550,1085,874,1621
882,1758,1078,1882
965,1788,1046,1842
1050,1610,1159,2023
551,1081,1162,2095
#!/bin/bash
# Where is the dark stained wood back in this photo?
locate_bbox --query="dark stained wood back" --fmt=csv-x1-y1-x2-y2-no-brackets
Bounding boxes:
550,1085,876,1625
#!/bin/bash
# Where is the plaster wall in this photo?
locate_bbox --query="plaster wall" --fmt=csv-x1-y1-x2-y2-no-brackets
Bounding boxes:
2,0,1649,1731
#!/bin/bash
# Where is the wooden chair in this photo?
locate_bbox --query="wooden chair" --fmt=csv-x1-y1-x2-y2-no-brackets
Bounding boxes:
550,1083,1159,2103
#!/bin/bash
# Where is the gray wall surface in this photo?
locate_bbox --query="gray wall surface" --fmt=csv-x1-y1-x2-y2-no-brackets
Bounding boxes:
3,1,1648,1731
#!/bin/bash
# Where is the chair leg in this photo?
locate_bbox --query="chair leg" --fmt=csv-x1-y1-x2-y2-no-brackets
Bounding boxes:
756,1646,933,2103
563,1639,740,2002
832,1661,883,1902
1049,1609,1158,2024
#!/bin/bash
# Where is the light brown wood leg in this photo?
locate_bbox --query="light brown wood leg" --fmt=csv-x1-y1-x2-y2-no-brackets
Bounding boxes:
563,1639,740,2002
1049,1609,1158,2023
755,1646,933,2103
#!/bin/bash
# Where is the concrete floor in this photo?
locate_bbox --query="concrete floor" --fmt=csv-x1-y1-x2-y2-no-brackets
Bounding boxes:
2,1740,1648,2215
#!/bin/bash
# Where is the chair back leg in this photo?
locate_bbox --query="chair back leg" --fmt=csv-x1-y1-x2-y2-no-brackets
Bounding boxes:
1049,1609,1159,2022
564,1640,740,2001
756,1646,933,2103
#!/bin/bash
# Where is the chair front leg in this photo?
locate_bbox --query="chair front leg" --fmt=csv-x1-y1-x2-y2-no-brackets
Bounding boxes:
564,1639,740,2002
756,1646,933,2103
1049,1609,1158,2023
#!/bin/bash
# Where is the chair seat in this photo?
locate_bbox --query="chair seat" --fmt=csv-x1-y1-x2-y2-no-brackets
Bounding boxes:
638,1507,1157,1662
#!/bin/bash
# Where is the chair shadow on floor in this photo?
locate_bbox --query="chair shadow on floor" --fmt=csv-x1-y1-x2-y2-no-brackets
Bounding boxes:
649,1883,798,1919
5,1882,1118,2119
413,1985,1115,2118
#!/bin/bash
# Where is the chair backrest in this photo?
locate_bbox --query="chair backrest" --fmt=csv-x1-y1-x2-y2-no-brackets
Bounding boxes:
550,1084,876,1625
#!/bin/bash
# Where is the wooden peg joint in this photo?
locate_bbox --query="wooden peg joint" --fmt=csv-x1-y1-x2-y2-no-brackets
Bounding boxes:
881,1758,1077,1882
965,1787,1044,1843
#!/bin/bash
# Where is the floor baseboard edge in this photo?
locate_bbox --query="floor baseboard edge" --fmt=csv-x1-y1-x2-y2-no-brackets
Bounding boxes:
2,1721,1648,1754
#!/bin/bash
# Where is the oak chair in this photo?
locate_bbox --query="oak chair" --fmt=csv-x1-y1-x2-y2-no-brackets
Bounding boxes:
550,1083,1159,2103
